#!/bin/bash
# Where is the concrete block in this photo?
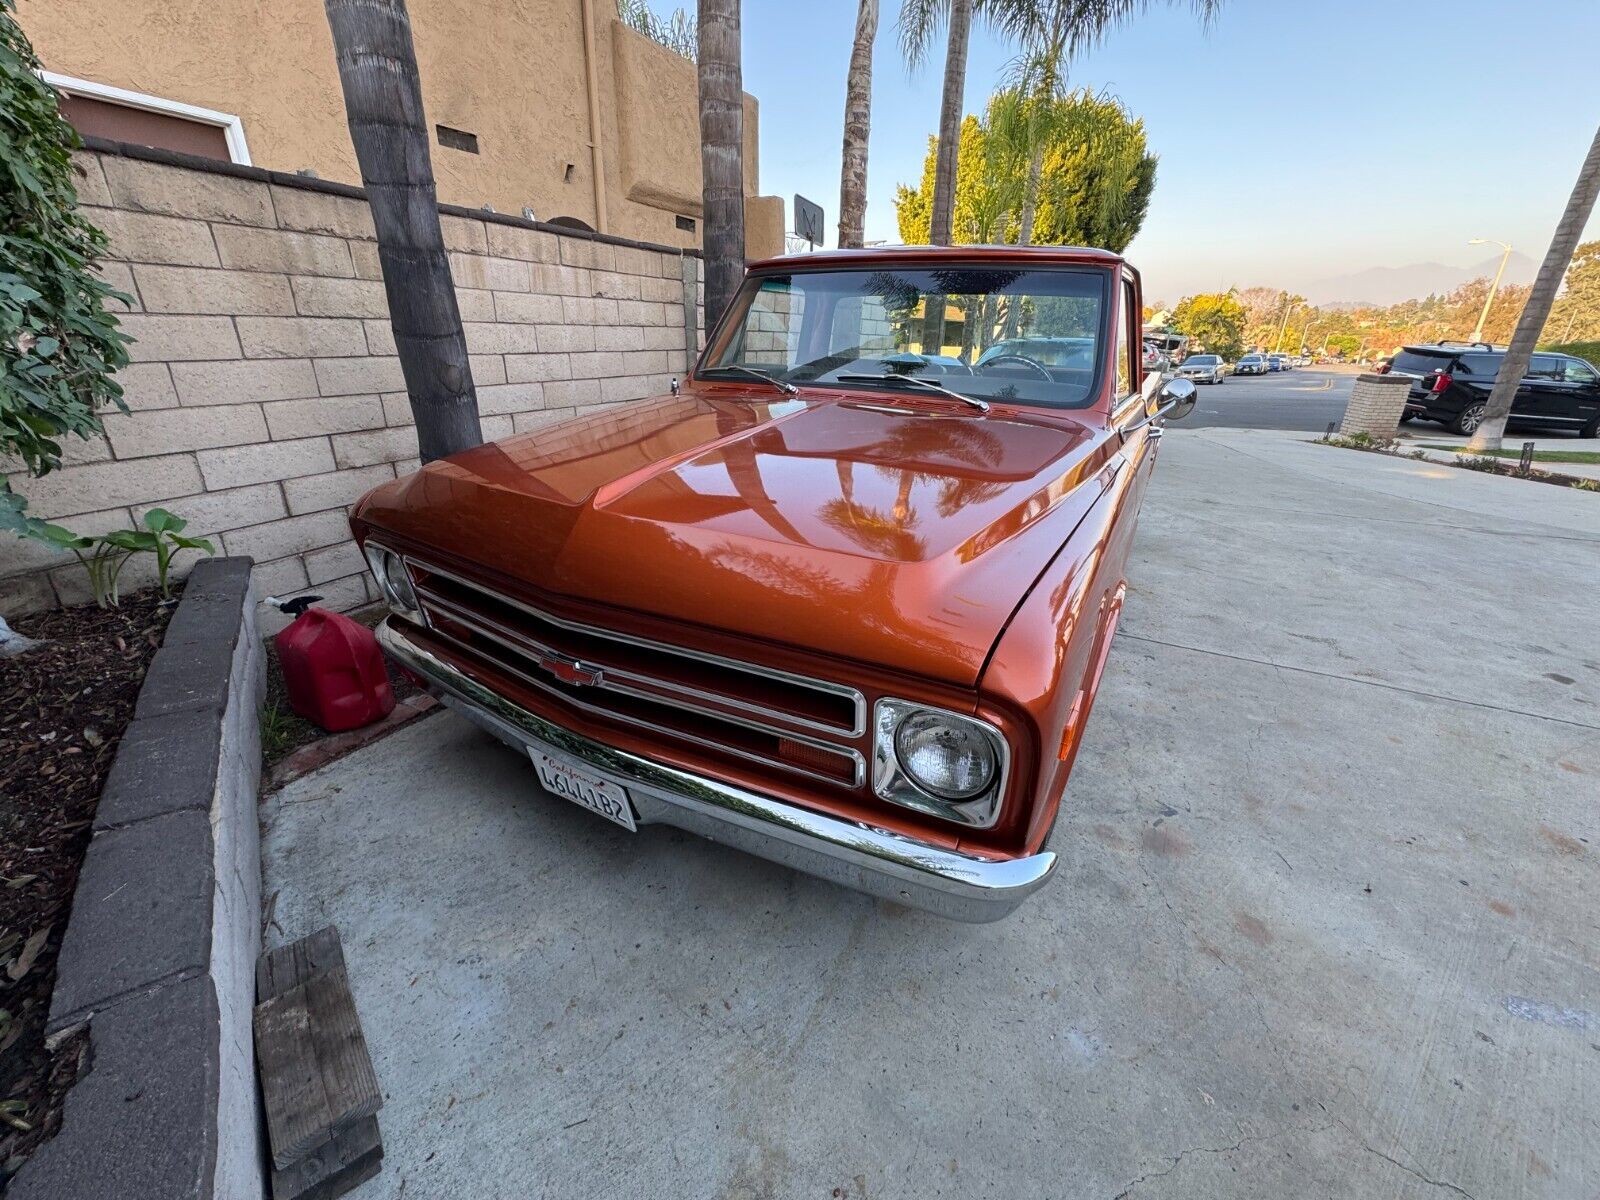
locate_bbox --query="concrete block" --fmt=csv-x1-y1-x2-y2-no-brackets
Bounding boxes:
103,155,274,225
304,540,365,585
331,425,420,469
252,556,310,600
562,295,619,325
493,291,564,324
440,214,489,255
455,287,495,322
137,483,285,537
505,352,572,383
265,394,385,440
116,362,180,411
315,356,406,397
558,238,615,272
170,358,318,407
485,223,558,263
102,405,267,459
529,263,593,296
448,252,529,292
71,150,112,207
213,224,354,277
119,314,242,362
0,571,57,615
14,975,221,1200
271,185,376,239
617,299,667,327
21,455,203,518
283,463,395,516
93,712,222,831
542,379,602,408
290,275,390,319
476,382,545,415
362,318,397,356
133,264,294,316
197,437,335,489
462,322,540,356
91,260,140,312
512,406,576,434
600,374,657,404
83,207,219,267
535,324,596,354
221,510,350,563
380,392,415,427
470,354,507,385
47,811,215,1028
237,316,368,359
348,238,382,280
480,414,514,440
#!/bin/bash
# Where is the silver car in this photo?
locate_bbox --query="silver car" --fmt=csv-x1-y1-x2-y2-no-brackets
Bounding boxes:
1177,353,1224,385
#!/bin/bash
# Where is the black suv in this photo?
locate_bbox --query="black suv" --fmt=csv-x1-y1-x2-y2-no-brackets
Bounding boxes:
1393,343,1600,437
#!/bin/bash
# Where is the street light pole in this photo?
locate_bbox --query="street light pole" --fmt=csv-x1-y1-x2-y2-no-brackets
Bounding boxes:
1468,237,1513,344
1273,294,1296,352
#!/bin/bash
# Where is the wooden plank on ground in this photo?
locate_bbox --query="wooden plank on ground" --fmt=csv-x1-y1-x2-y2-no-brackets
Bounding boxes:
270,1115,383,1200
254,926,383,1174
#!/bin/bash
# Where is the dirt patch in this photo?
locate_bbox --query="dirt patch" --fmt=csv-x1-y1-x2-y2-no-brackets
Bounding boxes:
0,589,176,1178
1233,912,1274,946
1539,825,1586,857
1139,826,1189,857
1488,900,1516,918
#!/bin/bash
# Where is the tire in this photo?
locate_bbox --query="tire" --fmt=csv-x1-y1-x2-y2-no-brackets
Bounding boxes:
1452,402,1486,436
1399,413,1416,424
1582,413,1600,439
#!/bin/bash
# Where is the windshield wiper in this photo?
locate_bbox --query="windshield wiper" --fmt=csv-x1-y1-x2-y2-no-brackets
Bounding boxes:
699,364,799,396
836,373,990,413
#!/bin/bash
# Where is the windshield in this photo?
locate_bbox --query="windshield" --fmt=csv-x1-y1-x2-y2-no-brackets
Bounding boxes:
1185,355,1219,365
701,266,1110,409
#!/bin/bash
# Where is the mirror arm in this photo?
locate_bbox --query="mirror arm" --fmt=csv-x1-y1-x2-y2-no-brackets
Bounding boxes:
1122,396,1185,433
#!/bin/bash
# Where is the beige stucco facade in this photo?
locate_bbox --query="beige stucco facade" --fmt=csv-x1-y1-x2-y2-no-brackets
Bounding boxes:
18,0,770,252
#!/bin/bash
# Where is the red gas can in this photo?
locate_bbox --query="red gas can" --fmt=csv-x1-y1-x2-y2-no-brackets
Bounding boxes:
275,606,395,732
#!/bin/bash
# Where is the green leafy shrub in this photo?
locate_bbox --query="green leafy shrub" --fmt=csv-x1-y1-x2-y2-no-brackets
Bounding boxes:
1541,341,1600,368
30,508,214,608
1,0,131,539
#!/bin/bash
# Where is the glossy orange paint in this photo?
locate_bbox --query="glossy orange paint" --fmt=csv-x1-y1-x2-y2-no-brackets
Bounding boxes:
351,245,1158,859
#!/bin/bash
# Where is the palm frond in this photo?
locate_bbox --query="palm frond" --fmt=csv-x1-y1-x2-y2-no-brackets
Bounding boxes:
896,0,950,69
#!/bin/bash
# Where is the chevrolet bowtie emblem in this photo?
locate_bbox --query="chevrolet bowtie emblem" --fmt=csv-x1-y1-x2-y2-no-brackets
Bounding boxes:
534,650,604,687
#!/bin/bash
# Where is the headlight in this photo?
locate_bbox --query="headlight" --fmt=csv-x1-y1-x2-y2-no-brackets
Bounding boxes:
894,712,996,800
363,542,420,617
872,699,1007,828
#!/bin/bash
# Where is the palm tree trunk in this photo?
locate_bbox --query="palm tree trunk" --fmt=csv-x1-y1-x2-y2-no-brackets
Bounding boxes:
1000,142,1046,339
918,0,971,354
698,0,745,330
837,0,879,249
324,0,480,463
927,0,971,246
1469,123,1600,452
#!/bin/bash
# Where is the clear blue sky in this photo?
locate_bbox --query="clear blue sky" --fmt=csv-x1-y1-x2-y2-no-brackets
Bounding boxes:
743,0,1600,303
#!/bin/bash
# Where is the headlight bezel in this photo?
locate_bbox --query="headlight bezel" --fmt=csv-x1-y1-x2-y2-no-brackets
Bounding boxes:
872,698,1008,829
362,540,422,619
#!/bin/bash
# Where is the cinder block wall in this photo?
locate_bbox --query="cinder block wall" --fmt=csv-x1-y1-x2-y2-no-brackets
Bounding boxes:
1338,374,1412,439
0,141,704,632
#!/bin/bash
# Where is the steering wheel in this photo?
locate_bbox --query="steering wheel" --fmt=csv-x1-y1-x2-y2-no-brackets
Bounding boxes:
980,353,1053,381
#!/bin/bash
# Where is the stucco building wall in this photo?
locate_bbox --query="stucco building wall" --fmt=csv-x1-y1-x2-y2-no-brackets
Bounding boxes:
0,144,705,633
17,0,768,253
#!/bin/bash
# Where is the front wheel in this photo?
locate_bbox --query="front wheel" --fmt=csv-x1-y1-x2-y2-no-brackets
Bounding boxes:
1582,412,1600,439
1452,402,1486,436
1399,412,1416,424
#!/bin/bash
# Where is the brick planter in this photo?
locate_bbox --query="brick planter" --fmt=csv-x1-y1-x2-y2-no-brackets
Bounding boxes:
1339,374,1413,438
11,558,267,1200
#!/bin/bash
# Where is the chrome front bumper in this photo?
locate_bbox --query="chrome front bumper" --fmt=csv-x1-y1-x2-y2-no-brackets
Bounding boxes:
379,619,1057,922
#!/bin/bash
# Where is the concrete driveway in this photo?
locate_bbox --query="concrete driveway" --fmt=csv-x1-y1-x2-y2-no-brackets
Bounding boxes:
260,428,1599,1199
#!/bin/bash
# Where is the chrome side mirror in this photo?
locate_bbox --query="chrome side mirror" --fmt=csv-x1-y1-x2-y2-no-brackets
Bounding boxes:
1155,375,1197,422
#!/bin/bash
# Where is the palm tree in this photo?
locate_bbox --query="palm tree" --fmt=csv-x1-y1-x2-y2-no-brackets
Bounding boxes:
698,0,745,327
837,0,880,249
1467,123,1600,452
324,0,481,461
899,0,975,249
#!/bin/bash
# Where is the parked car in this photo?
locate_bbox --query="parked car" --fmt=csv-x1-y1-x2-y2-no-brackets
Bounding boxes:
1266,354,1290,372
1234,353,1269,376
1395,344,1600,436
351,245,1196,922
1177,353,1224,384
1141,343,1171,373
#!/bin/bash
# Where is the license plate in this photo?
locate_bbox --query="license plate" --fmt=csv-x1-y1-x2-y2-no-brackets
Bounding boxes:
532,750,637,831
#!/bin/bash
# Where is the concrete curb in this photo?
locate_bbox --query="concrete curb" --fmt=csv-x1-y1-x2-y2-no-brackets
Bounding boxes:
13,557,268,1200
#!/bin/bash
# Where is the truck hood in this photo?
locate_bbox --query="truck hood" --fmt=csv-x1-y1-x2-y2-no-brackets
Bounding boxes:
354,389,1116,686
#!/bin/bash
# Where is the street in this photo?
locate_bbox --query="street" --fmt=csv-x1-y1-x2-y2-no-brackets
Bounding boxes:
261,430,1599,1200
1183,367,1355,431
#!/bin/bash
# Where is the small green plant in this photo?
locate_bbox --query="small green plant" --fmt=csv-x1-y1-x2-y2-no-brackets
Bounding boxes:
31,508,214,607
1315,430,1396,451
1572,477,1600,492
1453,455,1503,474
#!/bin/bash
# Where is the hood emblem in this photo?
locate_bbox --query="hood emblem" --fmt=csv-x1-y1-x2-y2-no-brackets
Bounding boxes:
534,650,604,688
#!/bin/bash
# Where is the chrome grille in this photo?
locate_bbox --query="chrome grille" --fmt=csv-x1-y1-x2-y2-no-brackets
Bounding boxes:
399,553,866,788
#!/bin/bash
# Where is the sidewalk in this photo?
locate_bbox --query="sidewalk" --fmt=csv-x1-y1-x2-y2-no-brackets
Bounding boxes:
259,428,1598,1200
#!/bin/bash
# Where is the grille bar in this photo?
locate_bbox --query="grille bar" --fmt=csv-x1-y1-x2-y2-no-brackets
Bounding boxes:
398,553,867,789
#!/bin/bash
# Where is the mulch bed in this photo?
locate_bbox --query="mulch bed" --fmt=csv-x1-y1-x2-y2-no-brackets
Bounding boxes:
0,588,178,1183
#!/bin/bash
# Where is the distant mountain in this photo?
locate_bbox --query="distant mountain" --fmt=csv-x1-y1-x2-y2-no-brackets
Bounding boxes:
1305,251,1537,307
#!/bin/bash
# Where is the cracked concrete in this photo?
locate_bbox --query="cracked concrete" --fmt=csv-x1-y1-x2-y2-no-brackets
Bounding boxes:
260,429,1598,1198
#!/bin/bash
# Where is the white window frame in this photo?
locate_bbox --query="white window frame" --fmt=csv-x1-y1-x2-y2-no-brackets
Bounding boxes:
39,71,252,166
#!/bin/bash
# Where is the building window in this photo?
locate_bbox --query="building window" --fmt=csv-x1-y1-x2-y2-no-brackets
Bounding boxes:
435,125,479,154
675,215,696,233
41,72,251,164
